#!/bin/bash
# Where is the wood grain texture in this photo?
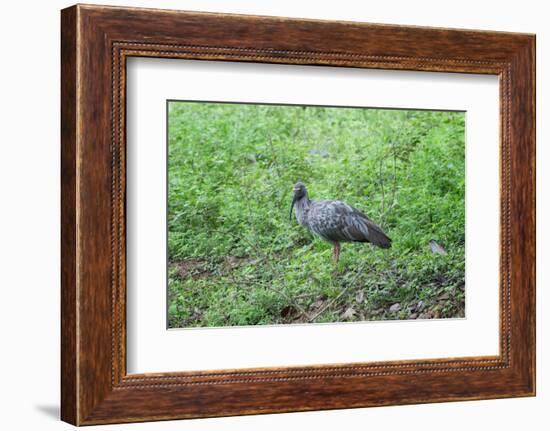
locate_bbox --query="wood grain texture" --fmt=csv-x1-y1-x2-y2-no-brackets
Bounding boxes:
60,4,535,425
60,5,78,425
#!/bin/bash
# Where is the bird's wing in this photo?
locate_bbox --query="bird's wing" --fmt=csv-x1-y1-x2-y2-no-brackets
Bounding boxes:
308,200,391,248
307,201,349,241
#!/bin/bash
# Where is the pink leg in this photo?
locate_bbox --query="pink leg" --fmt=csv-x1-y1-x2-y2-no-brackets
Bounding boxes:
333,242,341,263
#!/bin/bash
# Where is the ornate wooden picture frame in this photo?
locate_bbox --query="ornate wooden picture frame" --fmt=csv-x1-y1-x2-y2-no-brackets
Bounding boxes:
61,4,535,425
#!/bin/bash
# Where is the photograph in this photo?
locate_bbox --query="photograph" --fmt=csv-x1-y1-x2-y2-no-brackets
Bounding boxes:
167,101,466,328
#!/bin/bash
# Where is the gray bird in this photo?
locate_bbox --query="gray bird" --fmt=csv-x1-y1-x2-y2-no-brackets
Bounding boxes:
289,182,391,263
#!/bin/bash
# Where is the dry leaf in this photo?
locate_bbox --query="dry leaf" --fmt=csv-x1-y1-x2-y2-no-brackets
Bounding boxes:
429,239,448,255
341,307,357,320
389,303,401,313
311,298,325,309
280,305,297,318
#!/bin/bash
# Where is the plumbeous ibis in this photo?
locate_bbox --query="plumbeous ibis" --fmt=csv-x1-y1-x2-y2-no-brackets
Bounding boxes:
289,182,391,262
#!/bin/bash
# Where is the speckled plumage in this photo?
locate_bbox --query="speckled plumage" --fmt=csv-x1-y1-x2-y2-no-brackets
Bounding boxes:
290,182,391,261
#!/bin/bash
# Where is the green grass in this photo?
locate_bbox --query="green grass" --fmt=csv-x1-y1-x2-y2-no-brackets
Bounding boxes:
167,102,465,328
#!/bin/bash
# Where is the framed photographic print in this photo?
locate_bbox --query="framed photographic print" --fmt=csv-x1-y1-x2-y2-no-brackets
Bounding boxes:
61,4,535,425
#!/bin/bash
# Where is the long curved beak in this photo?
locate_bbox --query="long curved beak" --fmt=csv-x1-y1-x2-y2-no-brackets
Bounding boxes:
289,194,297,221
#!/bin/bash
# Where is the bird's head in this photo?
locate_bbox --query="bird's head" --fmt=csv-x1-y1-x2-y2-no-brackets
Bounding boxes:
289,182,308,220
292,182,307,199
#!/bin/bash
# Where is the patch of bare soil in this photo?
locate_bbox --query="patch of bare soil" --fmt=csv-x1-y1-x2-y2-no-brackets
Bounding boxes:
172,258,211,280
170,255,259,281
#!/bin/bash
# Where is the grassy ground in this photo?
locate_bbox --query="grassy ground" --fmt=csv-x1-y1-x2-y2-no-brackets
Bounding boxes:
167,102,465,328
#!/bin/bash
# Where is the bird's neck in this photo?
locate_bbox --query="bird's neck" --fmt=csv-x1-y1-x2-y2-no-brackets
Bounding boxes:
295,196,311,226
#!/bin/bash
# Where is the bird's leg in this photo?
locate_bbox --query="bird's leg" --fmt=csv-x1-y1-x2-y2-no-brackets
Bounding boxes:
333,242,341,264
